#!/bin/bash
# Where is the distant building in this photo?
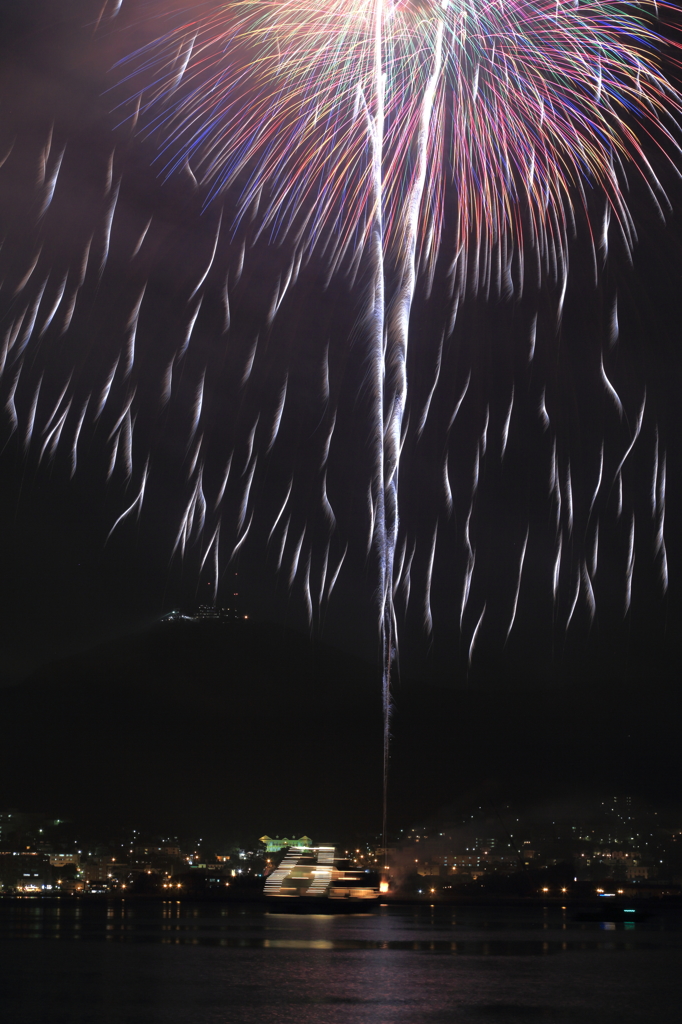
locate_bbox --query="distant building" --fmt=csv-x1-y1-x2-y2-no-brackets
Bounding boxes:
259,835,312,854
627,864,649,880
0,852,51,890
133,845,181,858
49,853,80,867
81,858,129,882
162,601,248,623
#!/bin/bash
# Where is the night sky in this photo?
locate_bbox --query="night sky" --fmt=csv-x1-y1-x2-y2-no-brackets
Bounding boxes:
1,0,681,836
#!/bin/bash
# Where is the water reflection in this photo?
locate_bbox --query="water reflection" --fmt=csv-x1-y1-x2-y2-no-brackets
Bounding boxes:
2,902,682,1024
1,900,681,954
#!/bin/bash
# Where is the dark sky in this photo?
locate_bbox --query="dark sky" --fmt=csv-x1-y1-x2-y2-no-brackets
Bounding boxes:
1,1,681,709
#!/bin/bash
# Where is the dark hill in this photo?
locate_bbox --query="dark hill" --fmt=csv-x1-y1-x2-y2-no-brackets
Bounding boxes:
1,618,680,841
0,619,383,840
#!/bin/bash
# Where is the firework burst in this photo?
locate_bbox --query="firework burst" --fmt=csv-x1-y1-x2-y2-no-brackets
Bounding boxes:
1,1,681,843
122,0,682,269
117,0,681,844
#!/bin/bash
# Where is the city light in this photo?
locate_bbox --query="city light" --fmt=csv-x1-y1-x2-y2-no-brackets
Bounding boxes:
0,796,676,901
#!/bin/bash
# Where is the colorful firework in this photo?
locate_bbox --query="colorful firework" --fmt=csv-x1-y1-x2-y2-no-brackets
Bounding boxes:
0,1,680,840
122,0,681,267
119,0,681,834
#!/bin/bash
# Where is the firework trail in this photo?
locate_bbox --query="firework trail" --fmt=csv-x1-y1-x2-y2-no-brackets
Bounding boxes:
125,0,681,850
1,0,682,846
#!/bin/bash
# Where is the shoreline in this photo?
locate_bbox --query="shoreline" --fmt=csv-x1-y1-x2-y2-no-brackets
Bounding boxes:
2,892,680,911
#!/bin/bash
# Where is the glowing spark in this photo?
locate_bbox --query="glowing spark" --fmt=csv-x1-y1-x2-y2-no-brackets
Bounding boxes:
237,456,258,532
529,315,537,363
15,277,48,358
367,481,376,557
215,453,233,509
600,353,623,418
267,376,288,453
582,561,596,623
131,217,152,258
443,452,452,515
613,389,646,481
321,413,336,469
460,550,476,629
78,236,94,289
468,604,486,666
189,371,205,444
222,275,231,332
42,376,72,439
190,210,222,299
70,396,90,478
480,405,489,458
286,528,305,585
566,568,581,631
657,450,667,514
321,343,330,404
60,287,79,336
417,334,443,439
37,124,52,188
107,388,136,442
501,387,514,460
107,430,121,481
178,297,203,360
303,551,313,626
243,415,260,470
39,146,66,218
608,294,619,347
23,376,43,452
95,358,120,420
424,523,438,635
590,521,599,578
187,434,202,479
268,477,293,542
625,515,635,613
401,540,416,611
104,149,115,196
15,247,43,296
241,336,258,385
654,450,666,590
589,443,604,518
39,399,72,465
100,180,120,275
200,521,221,574
121,410,134,482
5,368,21,435
321,472,336,530
565,463,574,536
326,543,348,601
275,514,291,572
552,532,563,602
0,138,15,169
40,274,68,336
229,510,254,563
651,430,659,516
161,358,173,407
314,544,329,614
507,528,529,639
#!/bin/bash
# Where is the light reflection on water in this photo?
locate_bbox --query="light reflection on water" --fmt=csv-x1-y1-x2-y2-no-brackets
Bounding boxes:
1,901,682,1023
2,900,681,953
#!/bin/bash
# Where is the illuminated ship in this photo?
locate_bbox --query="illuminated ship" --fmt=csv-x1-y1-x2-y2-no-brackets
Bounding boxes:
263,844,381,901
